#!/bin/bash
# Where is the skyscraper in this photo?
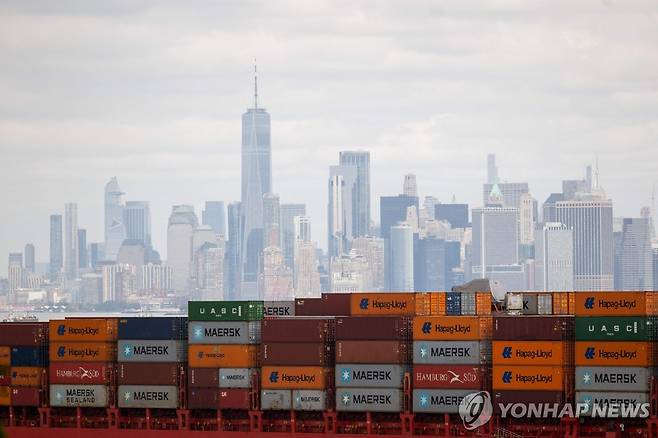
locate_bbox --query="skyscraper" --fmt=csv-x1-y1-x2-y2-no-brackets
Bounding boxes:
414,236,446,292
534,223,574,291
77,229,88,269
167,205,198,294
49,214,63,279
225,202,242,299
339,151,370,237
263,193,280,248
8,253,23,296
202,201,226,236
482,182,529,209
328,162,357,257
403,174,417,197
104,177,126,261
280,203,306,269
380,195,418,239
487,153,498,184
124,201,151,246
24,244,35,273
390,223,414,292
435,203,469,229
64,202,78,279
619,218,653,290
240,66,271,297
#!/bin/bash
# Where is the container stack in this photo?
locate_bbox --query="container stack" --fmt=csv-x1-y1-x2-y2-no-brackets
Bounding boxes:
574,292,653,416
492,315,572,410
117,317,186,410
260,317,334,411
49,318,117,409
411,315,485,414
187,301,261,410
0,322,48,408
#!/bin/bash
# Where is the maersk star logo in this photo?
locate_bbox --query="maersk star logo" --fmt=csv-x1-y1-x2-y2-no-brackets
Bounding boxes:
341,368,351,382
419,345,428,358
581,396,592,412
342,393,351,405
194,326,203,339
582,372,592,385
56,391,62,400
419,393,429,407
124,392,132,401
124,345,132,356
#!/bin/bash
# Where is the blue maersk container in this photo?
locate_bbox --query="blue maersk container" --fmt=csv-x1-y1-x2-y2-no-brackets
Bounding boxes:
118,317,188,340
445,292,462,316
10,346,48,366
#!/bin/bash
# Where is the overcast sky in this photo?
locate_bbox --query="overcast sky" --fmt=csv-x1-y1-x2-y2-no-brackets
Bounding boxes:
1,1,657,276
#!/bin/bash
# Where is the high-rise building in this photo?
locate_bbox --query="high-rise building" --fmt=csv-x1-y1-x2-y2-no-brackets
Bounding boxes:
142,263,172,291
471,206,519,268
482,182,529,209
618,218,653,290
328,163,358,257
192,226,218,254
330,252,369,292
339,151,370,237
542,193,564,223
102,263,136,303
562,179,589,201
423,196,438,220
64,202,78,280
124,201,151,246
89,243,101,270
280,203,306,269
294,215,312,243
24,244,35,273
104,177,126,261
294,240,321,297
225,202,242,299
534,223,574,291
555,196,614,291
117,239,147,289
435,204,469,229
8,253,23,296
390,223,414,292
240,67,271,298
202,201,226,236
487,153,498,184
380,195,419,240
351,236,385,291
167,205,198,294
77,229,88,269
414,237,446,292
653,247,658,291
263,193,280,248
261,246,293,301
194,241,225,300
640,206,655,242
403,174,417,197
519,193,535,245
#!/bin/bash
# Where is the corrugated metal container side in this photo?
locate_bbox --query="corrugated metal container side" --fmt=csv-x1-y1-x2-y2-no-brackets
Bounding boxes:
118,385,179,409
293,389,327,411
117,340,186,363
188,388,251,410
476,292,492,315
575,341,652,366
538,294,553,315
412,365,482,389
493,391,564,414
9,387,41,407
294,298,324,316
188,345,257,368
188,388,218,410
263,301,295,317
412,316,480,341
0,323,48,346
321,293,352,316
219,389,251,409
219,368,256,388
118,362,180,386
261,389,292,410
260,342,333,366
492,366,564,391
10,367,43,387
335,364,406,388
493,316,573,341
575,366,650,391
412,341,482,365
50,385,108,408
48,319,117,342
349,293,416,316
49,363,110,385
576,391,650,417
336,340,409,364
460,292,476,316
261,318,334,343
189,368,219,388
335,317,410,341
188,301,263,322
336,388,403,412
118,317,187,340
412,389,476,413
445,292,461,315
261,366,331,390
10,346,47,366
552,292,575,315
0,346,10,366
0,387,9,406
575,316,651,341
0,365,10,385
575,292,647,316
492,341,565,365
49,342,116,362
188,321,261,345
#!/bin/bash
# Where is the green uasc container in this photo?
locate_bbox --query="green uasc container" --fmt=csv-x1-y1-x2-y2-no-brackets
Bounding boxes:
188,301,264,321
575,316,651,341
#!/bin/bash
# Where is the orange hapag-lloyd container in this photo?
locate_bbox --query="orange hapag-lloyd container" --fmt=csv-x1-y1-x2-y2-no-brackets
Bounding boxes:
349,293,416,316
10,367,43,387
492,341,564,366
188,345,257,368
261,366,330,390
49,318,118,342
412,316,480,340
575,341,652,366
492,365,564,391
49,342,117,362
574,292,647,316
0,347,10,366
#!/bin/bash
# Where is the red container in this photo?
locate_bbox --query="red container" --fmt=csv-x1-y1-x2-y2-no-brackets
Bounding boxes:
10,387,40,406
0,323,48,346
336,317,410,340
493,316,572,340
295,298,324,316
321,293,351,315
412,365,483,389
188,388,218,409
189,368,219,388
118,363,180,385
49,363,110,385
0,365,10,385
260,342,333,366
261,318,334,342
219,388,251,409
336,340,409,364
492,391,564,414
188,388,251,410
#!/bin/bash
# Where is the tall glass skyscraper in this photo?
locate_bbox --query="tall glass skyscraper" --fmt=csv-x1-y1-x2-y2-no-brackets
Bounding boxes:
202,201,226,236
125,201,152,246
49,214,63,279
339,151,370,238
104,177,126,261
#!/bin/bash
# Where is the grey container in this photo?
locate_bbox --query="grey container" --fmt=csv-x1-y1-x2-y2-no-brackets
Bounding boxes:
460,293,476,316
261,389,292,410
537,294,553,315
50,385,108,408
576,391,650,417
575,367,650,392
188,321,261,345
118,385,179,409
412,389,477,413
263,301,295,317
336,388,403,412
293,390,327,411
413,341,482,365
219,368,256,388
335,364,406,388
521,294,538,314
118,340,186,362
